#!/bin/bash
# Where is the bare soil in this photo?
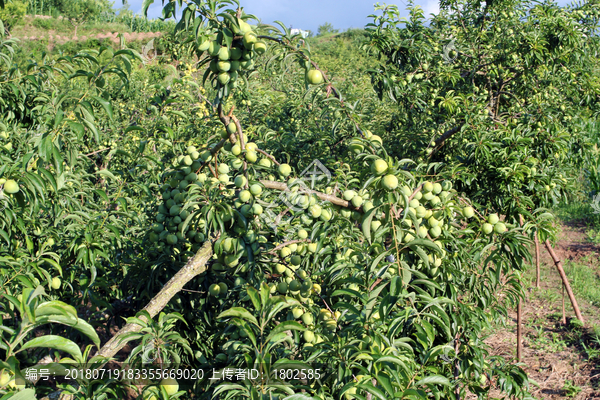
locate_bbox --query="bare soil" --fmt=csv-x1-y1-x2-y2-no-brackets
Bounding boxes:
485,222,600,399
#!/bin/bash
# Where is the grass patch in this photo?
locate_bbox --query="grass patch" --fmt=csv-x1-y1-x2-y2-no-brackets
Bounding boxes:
563,258,600,308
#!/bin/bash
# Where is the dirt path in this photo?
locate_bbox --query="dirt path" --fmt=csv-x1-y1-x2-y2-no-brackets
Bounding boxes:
485,223,600,399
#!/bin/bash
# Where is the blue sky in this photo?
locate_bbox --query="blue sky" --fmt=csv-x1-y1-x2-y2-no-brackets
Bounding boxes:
116,0,574,34
117,0,450,32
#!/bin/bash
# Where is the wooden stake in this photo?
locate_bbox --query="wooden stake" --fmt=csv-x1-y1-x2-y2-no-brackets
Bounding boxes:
516,214,524,362
534,231,540,288
544,239,584,323
562,282,566,325
517,301,522,361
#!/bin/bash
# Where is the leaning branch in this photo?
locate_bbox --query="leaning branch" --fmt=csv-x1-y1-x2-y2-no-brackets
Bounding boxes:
95,240,214,360
260,180,361,211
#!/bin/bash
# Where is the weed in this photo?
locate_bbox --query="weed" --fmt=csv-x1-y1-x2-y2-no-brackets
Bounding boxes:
563,380,582,397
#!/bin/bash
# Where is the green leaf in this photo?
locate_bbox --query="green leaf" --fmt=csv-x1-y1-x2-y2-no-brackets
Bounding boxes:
217,307,259,327
90,95,113,119
265,320,306,344
415,375,450,386
35,301,78,319
19,335,83,360
247,286,261,311
6,389,37,400
33,315,100,348
283,394,319,400
96,169,118,181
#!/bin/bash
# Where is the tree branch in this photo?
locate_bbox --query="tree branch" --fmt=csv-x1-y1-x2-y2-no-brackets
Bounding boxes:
95,240,214,360
260,180,361,211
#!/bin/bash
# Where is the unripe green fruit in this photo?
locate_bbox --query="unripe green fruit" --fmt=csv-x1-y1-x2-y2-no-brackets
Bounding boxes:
362,200,374,213
218,282,228,294
166,234,178,245
290,255,302,266
304,330,316,343
343,190,356,201
280,246,292,258
422,181,434,192
302,312,315,326
258,158,272,168
160,378,179,396
218,72,230,85
275,263,286,274
243,32,257,47
250,184,262,196
307,69,324,85
209,283,220,296
309,204,322,218
488,214,499,225
371,159,388,175
494,222,507,234
234,175,246,188
429,226,442,238
51,276,61,290
463,206,475,218
308,243,318,253
252,203,263,215
218,61,231,71
371,220,382,231
169,205,181,216
0,370,10,386
277,281,288,294
254,41,267,55
382,174,398,190
432,182,442,194
292,307,304,319
415,206,427,218
218,46,230,61
279,163,292,177
198,39,210,51
231,144,242,155
227,121,237,134
370,135,383,145
4,179,19,194
218,163,230,174
320,208,332,221
482,223,494,235
351,195,363,208
298,229,308,239
289,280,301,291
245,151,257,163
222,238,235,253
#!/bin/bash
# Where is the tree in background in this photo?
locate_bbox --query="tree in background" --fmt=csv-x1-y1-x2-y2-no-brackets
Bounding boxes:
0,0,27,35
56,0,113,36
365,0,600,235
317,21,338,36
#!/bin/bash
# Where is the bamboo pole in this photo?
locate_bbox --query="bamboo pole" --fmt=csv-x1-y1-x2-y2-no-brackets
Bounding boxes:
544,239,584,323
